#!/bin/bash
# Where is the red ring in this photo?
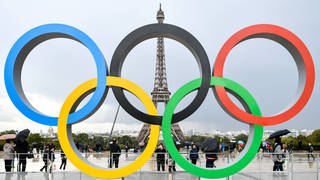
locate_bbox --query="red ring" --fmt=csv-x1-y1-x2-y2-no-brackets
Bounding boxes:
213,24,315,126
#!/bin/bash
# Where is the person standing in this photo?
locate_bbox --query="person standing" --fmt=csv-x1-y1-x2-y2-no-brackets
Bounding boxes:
205,152,217,168
155,143,166,171
282,144,289,170
272,137,284,171
3,139,14,172
15,140,29,172
221,142,225,153
109,139,121,168
168,142,179,173
189,144,199,165
48,141,55,159
125,145,129,158
167,154,176,172
298,140,302,150
229,141,236,160
288,143,293,154
60,149,67,170
308,143,315,160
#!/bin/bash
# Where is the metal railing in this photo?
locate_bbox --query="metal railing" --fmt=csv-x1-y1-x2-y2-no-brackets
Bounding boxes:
0,151,318,180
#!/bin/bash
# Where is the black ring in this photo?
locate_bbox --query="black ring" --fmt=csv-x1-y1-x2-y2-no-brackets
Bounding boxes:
110,23,211,125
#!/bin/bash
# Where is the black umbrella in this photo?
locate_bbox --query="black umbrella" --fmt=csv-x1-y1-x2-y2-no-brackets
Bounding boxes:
269,129,291,139
31,142,38,148
200,138,219,152
96,141,102,146
16,129,30,143
184,141,190,146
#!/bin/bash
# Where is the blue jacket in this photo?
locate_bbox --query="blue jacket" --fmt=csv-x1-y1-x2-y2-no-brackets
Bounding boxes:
189,148,199,160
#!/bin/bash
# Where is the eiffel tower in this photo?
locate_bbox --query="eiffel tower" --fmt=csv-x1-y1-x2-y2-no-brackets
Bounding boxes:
137,4,184,146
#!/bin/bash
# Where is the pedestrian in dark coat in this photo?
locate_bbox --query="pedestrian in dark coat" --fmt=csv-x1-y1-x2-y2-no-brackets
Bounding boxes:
189,144,199,165
60,150,67,170
272,137,284,171
155,143,166,171
109,139,121,168
308,143,315,160
205,152,217,168
15,140,29,172
40,145,50,172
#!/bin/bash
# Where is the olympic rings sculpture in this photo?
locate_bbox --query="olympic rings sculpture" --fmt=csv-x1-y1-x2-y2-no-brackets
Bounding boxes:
4,23,315,179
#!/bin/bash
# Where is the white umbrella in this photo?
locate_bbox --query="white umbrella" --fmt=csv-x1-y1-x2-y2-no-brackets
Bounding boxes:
0,134,16,140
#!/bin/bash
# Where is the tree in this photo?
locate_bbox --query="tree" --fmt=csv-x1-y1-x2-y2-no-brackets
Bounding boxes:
184,135,210,145
310,129,320,145
0,130,17,135
117,135,137,149
234,134,248,143
27,133,43,144
74,133,89,145
221,136,231,144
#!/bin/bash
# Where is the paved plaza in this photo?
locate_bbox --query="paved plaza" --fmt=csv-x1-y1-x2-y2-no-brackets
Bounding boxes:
0,151,319,179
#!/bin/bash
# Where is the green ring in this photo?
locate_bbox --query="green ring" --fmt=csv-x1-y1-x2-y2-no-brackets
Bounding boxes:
162,77,263,179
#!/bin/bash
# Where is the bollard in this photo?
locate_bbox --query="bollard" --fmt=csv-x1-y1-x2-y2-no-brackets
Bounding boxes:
317,154,319,180
258,153,262,180
290,153,293,180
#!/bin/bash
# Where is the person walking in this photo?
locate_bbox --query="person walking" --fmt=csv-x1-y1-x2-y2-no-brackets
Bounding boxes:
109,139,121,168
59,149,67,170
48,144,55,172
15,140,29,172
155,143,166,171
307,143,315,160
40,145,50,172
272,137,284,171
3,139,14,172
189,144,199,165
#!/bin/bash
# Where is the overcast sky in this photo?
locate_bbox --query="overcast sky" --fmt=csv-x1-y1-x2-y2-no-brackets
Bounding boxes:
0,0,319,134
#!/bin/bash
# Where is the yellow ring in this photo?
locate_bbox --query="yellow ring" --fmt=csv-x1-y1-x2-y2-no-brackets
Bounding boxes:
58,76,160,178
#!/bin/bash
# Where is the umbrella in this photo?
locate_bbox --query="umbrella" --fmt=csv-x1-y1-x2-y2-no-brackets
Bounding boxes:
237,140,245,145
262,141,271,146
31,142,38,148
200,138,219,152
0,134,16,140
269,129,291,139
96,141,102,145
16,129,30,143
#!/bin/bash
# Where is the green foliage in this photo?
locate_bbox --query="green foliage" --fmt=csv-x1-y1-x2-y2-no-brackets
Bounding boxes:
282,136,296,146
74,133,89,145
27,133,43,144
221,136,231,144
184,135,211,144
310,129,320,145
234,134,248,143
117,135,137,149
0,130,17,135
1,129,319,152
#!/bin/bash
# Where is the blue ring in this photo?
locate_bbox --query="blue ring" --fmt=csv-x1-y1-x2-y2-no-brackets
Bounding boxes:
4,24,107,126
